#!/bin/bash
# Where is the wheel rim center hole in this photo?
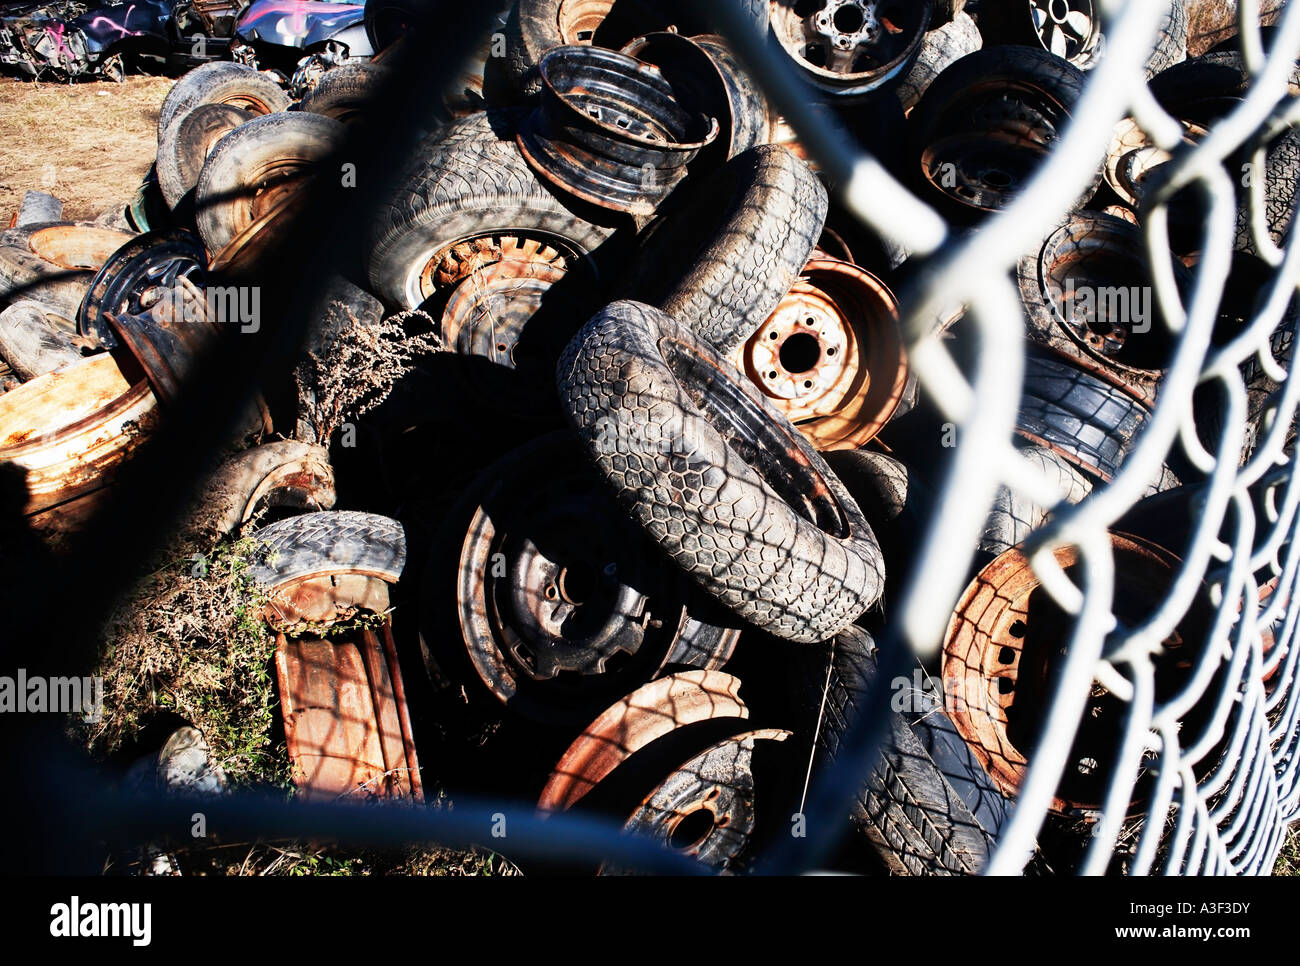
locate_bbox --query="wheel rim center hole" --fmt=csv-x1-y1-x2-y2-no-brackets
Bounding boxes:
557,562,598,605
982,169,1014,189
668,807,717,851
779,332,823,374
833,4,864,33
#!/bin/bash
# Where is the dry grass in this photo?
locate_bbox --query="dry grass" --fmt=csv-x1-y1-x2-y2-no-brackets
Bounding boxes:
0,74,171,222
1275,824,1300,875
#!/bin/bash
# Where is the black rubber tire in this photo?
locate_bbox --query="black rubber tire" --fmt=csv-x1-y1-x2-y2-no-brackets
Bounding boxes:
501,0,769,100
156,103,253,212
299,63,383,122
0,222,136,320
194,112,345,256
557,299,885,643
1148,51,1300,258
908,45,1094,223
790,625,995,875
0,301,82,380
623,144,827,353
247,510,407,590
1145,0,1189,79
897,12,983,113
823,449,925,583
979,444,1093,558
156,61,290,146
1016,352,1152,483
367,109,616,309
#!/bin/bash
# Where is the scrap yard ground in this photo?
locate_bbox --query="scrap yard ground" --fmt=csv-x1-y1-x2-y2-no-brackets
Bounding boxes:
0,75,170,222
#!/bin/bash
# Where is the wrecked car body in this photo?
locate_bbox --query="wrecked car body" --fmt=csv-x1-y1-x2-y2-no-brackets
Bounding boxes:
0,0,172,80
231,0,371,74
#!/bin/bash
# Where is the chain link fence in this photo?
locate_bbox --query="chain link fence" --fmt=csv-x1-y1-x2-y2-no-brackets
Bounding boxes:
6,0,1299,878
718,0,1300,875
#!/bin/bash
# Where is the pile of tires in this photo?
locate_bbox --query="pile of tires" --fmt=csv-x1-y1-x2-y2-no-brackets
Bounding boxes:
1,0,1293,877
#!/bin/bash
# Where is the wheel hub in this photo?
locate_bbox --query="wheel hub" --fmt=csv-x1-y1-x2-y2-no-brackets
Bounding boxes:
811,0,883,51
745,286,852,404
1030,0,1095,61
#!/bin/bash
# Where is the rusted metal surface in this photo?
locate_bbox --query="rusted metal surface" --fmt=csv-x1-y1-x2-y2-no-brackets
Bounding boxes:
201,439,336,540
265,573,392,634
207,193,297,278
23,224,133,269
769,0,933,99
274,620,422,802
0,350,157,517
729,254,906,451
619,31,741,164
537,669,749,812
105,284,219,405
942,533,1212,814
606,728,791,875
449,433,740,723
1016,212,1183,410
78,229,207,351
517,44,719,217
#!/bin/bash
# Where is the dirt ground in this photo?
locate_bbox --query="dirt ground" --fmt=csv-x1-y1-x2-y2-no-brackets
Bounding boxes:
0,74,172,223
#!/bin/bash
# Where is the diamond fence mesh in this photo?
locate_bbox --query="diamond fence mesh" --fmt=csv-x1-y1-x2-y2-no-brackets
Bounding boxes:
7,0,1299,878
715,0,1300,875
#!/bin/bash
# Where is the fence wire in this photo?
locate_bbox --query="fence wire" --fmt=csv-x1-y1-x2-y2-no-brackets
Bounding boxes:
716,0,1300,875
6,0,1299,878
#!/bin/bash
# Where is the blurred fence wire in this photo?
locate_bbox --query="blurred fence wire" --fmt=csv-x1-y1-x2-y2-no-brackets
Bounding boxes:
5,0,1300,877
720,0,1300,875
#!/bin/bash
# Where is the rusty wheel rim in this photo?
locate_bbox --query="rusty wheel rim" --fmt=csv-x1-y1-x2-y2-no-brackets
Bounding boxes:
1037,216,1176,375
556,0,615,44
730,256,905,451
27,225,134,270
942,533,1209,814
771,0,930,95
409,230,583,308
602,728,792,875
538,669,750,812
455,439,712,724
217,92,278,116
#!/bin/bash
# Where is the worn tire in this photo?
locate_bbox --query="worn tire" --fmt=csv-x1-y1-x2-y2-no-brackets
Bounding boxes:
502,0,769,99
1017,352,1152,483
0,223,135,319
896,12,983,113
625,145,827,353
247,510,407,590
979,444,1093,558
367,109,616,309
157,61,290,146
0,301,82,380
299,63,383,122
908,45,1094,223
1149,51,1300,258
790,625,996,875
558,300,884,643
1145,0,1189,78
156,103,253,212
13,191,62,228
194,112,345,256
823,449,924,582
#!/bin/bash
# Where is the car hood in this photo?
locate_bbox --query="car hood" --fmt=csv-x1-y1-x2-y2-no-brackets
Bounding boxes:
235,0,364,50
